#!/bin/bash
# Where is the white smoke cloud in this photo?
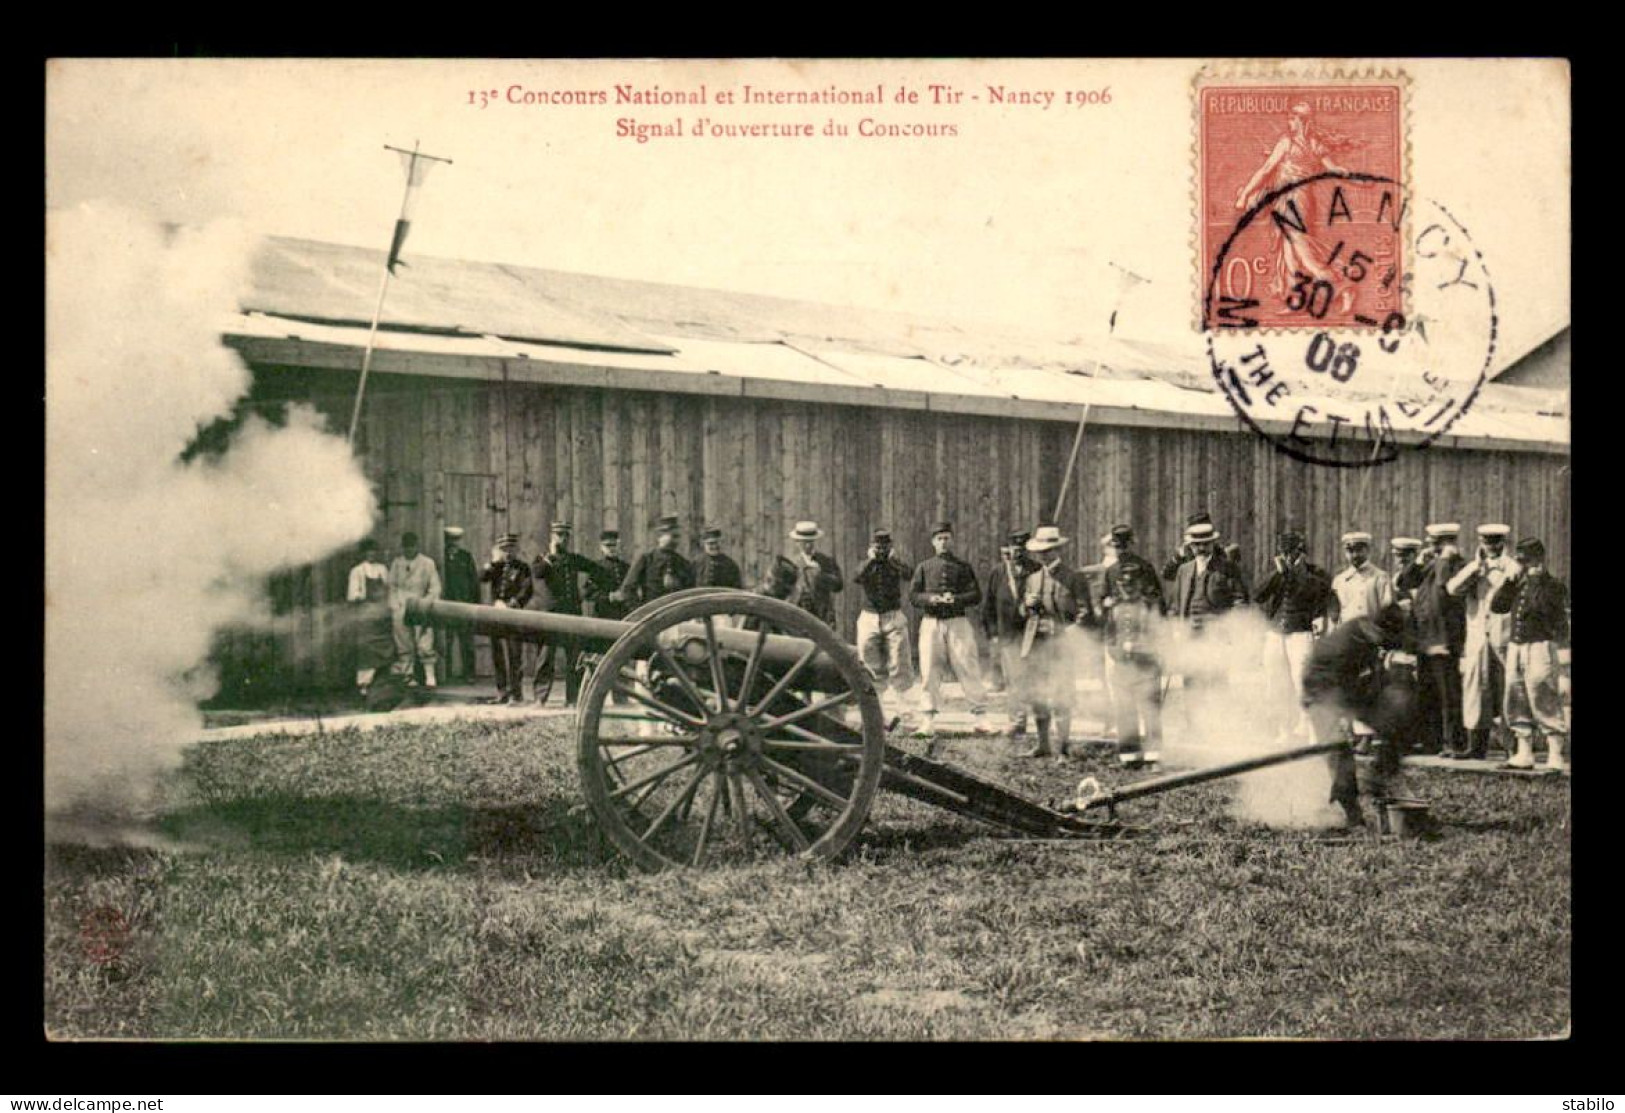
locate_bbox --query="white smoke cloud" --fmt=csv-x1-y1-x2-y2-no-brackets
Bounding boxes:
45,203,376,822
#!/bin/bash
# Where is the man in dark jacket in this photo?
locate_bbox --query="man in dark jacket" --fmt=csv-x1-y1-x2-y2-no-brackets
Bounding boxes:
1019,525,1094,757
694,525,744,589
1162,510,1214,582
439,526,481,682
1490,537,1570,771
787,520,843,632
982,529,1036,738
1100,525,1165,767
584,530,631,621
1171,521,1250,624
532,521,597,706
854,528,915,703
911,520,990,737
1303,604,1412,827
619,515,695,609
1397,523,1468,757
479,532,533,704
1254,528,1332,742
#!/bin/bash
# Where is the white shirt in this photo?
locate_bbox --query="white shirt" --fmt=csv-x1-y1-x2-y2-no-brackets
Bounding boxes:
346,560,387,602
1332,562,1393,625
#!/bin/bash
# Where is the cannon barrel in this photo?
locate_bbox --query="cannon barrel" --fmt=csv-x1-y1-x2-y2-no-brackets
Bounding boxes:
1077,739,1348,812
405,597,853,691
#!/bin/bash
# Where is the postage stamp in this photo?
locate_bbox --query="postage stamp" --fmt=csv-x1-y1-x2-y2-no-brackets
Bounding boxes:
1198,76,1406,330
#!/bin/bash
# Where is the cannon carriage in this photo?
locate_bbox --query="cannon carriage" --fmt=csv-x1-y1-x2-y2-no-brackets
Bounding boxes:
407,591,1345,871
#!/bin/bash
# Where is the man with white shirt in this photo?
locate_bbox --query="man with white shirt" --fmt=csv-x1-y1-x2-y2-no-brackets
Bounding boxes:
389,531,442,688
1327,531,1394,629
1447,523,1516,760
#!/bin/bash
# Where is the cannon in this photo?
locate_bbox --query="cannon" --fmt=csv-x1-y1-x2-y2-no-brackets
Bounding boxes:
408,591,1349,871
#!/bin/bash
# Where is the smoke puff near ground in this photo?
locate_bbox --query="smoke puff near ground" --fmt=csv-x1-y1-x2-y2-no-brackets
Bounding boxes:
46,204,376,823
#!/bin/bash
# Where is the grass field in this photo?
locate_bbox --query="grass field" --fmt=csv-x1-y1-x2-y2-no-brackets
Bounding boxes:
45,717,1570,1041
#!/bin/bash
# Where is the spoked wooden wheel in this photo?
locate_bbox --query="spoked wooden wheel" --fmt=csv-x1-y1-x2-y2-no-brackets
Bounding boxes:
577,591,885,871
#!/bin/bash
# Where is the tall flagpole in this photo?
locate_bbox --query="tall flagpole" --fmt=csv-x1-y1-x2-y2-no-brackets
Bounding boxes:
347,140,453,446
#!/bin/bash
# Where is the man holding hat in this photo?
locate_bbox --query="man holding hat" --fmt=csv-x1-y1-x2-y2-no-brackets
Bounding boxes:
584,530,631,621
911,521,990,737
532,521,596,706
619,515,694,609
389,531,442,689
1019,525,1094,757
1448,523,1516,759
1163,510,1215,582
1171,520,1248,625
1101,525,1166,766
695,526,744,590
855,528,916,703
1490,537,1570,771
1398,524,1468,757
1327,532,1394,629
1254,528,1332,741
439,526,481,683
786,521,844,631
480,533,533,703
982,529,1038,738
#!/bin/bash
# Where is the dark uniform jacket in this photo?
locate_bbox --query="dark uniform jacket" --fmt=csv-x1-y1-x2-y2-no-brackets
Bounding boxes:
1255,557,1333,634
480,556,534,608
790,552,844,627
1397,551,1466,654
533,549,596,615
910,553,982,619
442,547,480,604
1302,615,1403,709
1171,551,1249,620
982,556,1035,640
856,554,913,613
1490,571,1570,645
1102,553,1165,650
694,552,744,590
620,548,695,608
585,555,630,619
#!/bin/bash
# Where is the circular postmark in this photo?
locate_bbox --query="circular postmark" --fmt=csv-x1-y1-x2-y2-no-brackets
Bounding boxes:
79,905,131,966
1204,172,1497,468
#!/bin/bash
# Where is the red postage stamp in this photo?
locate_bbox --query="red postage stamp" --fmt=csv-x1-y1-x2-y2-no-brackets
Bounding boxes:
1198,77,1406,330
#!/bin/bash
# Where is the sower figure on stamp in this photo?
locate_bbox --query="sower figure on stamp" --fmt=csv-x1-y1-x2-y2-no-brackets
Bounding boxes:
787,520,843,633
1254,528,1331,743
1489,537,1570,771
480,532,533,704
619,515,694,610
694,525,743,590
854,528,916,714
982,529,1036,742
439,526,480,683
911,521,991,742
1100,525,1165,768
1447,523,1515,760
389,531,441,689
1302,603,1413,830
345,538,394,705
1019,525,1095,760
1399,523,1468,758
532,521,596,707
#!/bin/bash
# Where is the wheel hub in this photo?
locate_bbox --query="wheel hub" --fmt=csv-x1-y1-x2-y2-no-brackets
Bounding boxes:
704,711,760,767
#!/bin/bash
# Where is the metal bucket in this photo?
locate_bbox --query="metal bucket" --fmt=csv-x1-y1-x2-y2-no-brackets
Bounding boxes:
1380,798,1433,838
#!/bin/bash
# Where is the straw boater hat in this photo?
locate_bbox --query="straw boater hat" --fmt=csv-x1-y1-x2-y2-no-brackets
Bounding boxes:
497,532,520,549
1341,531,1373,546
1185,522,1218,543
1026,525,1069,553
1424,522,1460,539
549,520,571,534
789,520,824,541
1390,537,1423,552
443,526,465,539
1477,523,1511,538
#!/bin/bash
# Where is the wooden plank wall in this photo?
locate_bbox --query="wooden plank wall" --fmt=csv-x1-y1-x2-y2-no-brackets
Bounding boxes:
214,366,1571,695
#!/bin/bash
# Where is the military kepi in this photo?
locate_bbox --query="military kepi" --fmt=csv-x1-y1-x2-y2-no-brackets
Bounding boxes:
656,515,681,533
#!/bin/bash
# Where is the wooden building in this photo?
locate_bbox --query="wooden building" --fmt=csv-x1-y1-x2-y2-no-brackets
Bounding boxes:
213,237,1571,695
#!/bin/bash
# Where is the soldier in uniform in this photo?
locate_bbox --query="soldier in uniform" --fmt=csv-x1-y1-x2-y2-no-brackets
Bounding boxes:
694,525,744,589
1100,525,1164,767
584,530,630,621
1398,523,1468,757
619,515,695,608
854,528,916,706
531,521,596,706
1447,523,1516,759
1019,525,1095,758
911,521,990,739
1490,537,1570,771
787,520,844,631
439,526,480,682
1254,528,1332,742
479,533,533,704
981,529,1036,740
